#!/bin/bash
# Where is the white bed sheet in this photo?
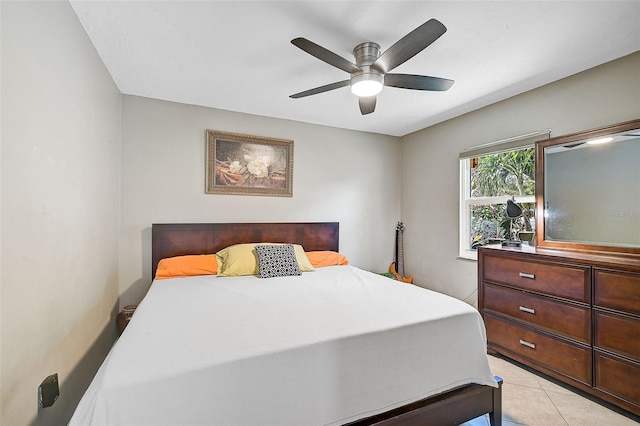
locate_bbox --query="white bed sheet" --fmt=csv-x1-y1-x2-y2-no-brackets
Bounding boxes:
70,265,497,426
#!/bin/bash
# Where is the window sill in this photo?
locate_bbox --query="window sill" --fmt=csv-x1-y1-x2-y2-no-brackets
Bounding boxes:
458,250,478,261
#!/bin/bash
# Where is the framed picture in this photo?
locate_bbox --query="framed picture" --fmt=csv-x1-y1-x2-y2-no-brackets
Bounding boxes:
206,130,294,197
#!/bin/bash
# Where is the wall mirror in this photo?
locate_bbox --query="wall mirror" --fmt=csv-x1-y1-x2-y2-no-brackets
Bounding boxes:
535,119,640,255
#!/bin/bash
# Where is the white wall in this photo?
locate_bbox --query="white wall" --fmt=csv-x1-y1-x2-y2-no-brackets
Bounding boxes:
401,51,640,305
120,96,402,306
2,2,637,424
1,2,121,425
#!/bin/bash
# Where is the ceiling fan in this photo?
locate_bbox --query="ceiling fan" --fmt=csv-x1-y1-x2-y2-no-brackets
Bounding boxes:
289,19,454,115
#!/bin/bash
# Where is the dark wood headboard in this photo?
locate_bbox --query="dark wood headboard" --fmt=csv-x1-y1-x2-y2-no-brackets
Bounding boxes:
151,222,339,279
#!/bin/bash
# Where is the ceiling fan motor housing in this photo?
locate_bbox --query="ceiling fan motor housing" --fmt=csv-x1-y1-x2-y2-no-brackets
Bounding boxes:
353,42,380,67
351,42,384,96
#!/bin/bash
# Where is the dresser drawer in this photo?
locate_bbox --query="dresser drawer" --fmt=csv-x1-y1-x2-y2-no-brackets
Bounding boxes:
595,351,640,410
483,254,589,302
594,311,640,360
485,314,592,385
483,283,590,343
594,269,640,316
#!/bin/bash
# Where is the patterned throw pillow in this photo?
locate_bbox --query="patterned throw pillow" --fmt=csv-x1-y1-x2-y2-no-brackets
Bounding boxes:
254,244,302,278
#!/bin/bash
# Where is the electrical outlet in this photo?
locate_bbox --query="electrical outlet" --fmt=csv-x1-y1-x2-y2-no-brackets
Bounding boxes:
38,373,59,408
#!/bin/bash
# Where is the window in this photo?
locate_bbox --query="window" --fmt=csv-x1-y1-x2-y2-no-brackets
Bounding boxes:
459,131,549,260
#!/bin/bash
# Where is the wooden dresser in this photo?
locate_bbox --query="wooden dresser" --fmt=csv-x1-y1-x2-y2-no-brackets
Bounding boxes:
478,245,640,416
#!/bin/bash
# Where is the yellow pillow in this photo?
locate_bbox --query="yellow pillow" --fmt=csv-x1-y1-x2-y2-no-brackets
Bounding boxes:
216,243,314,277
305,251,349,267
155,254,218,279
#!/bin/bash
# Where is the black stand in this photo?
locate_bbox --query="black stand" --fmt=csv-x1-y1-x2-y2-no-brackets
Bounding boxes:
501,240,522,247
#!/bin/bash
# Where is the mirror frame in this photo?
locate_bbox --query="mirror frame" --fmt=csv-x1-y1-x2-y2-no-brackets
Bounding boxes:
535,118,640,256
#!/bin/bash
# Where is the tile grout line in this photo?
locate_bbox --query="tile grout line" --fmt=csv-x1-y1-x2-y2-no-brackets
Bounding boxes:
499,381,547,426
536,375,570,426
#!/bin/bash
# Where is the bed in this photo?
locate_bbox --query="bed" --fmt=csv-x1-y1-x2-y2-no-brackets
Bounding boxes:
71,222,502,426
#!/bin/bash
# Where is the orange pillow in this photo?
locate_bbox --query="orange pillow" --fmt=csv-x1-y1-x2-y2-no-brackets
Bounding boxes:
155,254,218,279
305,251,349,268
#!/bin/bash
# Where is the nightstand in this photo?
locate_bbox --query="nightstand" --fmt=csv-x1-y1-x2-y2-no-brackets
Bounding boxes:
116,304,138,334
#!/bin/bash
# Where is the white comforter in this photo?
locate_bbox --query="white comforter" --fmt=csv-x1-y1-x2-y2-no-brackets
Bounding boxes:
70,265,496,426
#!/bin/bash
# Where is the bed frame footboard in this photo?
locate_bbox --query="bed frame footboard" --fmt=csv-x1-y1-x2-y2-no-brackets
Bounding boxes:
346,376,503,426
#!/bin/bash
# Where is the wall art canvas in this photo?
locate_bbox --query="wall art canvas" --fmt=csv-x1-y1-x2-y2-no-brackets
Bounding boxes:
206,130,293,196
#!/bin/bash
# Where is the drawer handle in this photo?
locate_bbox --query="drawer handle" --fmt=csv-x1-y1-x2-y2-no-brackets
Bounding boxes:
519,339,536,349
519,306,535,315
519,272,535,279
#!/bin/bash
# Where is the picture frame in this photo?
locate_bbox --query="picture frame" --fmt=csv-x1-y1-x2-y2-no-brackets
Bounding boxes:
206,130,294,197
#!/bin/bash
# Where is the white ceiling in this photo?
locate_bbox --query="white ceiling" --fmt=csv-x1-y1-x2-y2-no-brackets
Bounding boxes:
69,1,640,137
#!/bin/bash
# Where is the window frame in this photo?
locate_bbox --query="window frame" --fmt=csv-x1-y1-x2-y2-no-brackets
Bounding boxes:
458,130,549,261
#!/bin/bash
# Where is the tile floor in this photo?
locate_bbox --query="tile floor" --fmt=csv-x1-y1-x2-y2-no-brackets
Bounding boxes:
462,355,640,426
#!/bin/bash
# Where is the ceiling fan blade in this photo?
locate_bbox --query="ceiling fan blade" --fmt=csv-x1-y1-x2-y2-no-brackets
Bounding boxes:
372,19,447,74
291,38,361,74
359,96,376,115
384,74,454,91
290,80,350,99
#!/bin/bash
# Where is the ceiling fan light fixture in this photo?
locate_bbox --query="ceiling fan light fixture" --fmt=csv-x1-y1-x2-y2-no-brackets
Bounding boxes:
350,71,383,97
